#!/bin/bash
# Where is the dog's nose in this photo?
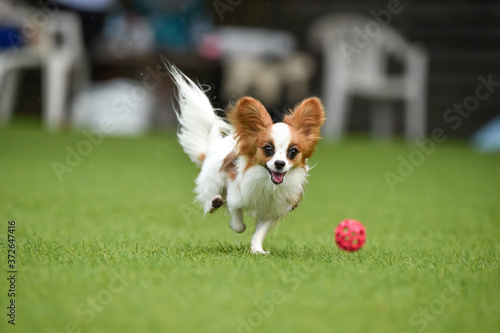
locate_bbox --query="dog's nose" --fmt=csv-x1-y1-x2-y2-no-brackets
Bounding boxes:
274,160,285,170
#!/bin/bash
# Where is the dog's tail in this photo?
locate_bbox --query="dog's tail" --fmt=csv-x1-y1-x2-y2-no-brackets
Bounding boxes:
169,65,231,168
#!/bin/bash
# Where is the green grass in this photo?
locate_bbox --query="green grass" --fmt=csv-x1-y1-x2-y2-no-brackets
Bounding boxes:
0,120,499,333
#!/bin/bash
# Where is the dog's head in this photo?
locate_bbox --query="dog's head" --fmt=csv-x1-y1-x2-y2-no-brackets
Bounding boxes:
228,97,326,185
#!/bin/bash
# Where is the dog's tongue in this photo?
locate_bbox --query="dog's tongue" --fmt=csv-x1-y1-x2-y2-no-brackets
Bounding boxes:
271,171,285,184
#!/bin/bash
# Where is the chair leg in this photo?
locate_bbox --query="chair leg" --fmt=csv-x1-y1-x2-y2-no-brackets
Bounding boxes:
322,49,350,140
323,88,350,140
0,70,20,123
43,60,69,130
405,46,428,140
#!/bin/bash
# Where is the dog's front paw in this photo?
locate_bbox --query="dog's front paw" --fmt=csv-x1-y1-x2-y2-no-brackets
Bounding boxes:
209,195,224,213
251,247,269,255
230,219,246,233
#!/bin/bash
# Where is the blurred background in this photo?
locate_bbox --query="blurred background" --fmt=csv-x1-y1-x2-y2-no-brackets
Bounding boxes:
0,0,499,143
2,3,500,333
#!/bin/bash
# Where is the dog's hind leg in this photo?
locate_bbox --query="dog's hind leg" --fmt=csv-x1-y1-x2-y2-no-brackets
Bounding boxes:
194,138,234,214
195,171,225,214
209,195,224,213
195,161,228,214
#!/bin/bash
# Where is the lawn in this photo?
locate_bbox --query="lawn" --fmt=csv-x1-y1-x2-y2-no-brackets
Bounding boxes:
0,120,499,333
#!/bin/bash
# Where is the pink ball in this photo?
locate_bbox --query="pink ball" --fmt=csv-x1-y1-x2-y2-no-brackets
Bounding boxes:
335,219,366,251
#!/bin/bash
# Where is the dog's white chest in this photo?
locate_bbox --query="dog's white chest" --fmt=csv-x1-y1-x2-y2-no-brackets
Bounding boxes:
228,163,307,221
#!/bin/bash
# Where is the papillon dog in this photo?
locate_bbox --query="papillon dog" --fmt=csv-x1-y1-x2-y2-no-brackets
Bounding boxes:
169,66,325,254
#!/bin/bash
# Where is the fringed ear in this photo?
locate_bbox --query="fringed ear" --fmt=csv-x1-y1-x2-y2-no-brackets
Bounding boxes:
228,97,273,156
284,97,326,158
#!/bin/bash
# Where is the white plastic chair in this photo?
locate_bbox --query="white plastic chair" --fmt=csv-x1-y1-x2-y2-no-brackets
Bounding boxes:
309,13,428,140
0,3,88,129
205,27,315,108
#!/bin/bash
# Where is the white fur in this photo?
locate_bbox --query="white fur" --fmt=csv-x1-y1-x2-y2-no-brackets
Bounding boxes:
195,135,234,213
169,66,231,168
267,123,292,173
171,66,309,254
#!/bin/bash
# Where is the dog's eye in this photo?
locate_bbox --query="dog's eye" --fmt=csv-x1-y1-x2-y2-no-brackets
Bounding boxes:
288,147,299,159
262,144,274,157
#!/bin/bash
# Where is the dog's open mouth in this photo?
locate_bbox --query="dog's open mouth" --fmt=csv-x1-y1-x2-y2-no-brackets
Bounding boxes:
265,166,286,185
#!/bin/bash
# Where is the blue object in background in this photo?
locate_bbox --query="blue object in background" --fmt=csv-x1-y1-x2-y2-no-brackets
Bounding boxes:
129,0,213,51
151,13,191,49
472,116,500,152
0,26,24,50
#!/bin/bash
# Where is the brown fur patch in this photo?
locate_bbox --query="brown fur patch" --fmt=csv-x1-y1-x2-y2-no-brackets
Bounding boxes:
242,132,275,172
227,97,273,158
220,150,238,180
283,97,326,164
227,97,276,173
291,192,303,211
198,153,206,165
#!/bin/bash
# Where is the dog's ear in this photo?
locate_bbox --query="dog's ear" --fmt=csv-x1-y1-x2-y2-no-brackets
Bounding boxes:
228,97,273,135
228,97,273,155
284,97,326,158
284,97,326,138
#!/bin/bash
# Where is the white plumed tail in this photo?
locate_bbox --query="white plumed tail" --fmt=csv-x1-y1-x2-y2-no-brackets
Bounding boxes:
169,65,231,168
